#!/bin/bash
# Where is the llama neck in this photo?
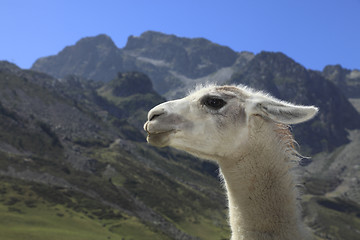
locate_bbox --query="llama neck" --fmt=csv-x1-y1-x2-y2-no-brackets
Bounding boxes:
218,125,307,240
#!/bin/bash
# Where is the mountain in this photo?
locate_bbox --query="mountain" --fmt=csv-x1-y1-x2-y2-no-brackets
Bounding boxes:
0,61,229,240
4,55,360,239
23,31,360,238
32,34,126,82
123,31,239,79
322,64,360,98
31,32,360,154
228,52,360,153
32,31,253,97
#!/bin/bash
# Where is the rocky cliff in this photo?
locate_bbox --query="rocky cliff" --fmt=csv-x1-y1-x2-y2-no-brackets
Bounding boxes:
322,64,360,98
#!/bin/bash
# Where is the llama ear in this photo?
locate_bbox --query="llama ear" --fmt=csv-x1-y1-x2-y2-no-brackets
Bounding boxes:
248,97,319,124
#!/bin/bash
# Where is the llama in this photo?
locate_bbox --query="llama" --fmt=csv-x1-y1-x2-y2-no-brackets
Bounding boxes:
144,85,318,240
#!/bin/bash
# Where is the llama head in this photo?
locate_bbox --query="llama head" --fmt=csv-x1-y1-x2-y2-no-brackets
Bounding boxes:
144,85,318,161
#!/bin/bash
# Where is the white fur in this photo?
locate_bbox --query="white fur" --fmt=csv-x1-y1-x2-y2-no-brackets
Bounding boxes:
144,85,318,240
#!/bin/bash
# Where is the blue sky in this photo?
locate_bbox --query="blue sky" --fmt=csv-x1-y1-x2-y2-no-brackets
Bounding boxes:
1,0,359,70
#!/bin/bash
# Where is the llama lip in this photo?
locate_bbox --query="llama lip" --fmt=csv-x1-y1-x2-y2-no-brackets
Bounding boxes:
144,121,176,135
144,121,177,147
146,129,176,147
147,129,175,136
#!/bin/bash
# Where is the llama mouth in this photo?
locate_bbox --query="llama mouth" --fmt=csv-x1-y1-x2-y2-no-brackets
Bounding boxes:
146,129,177,139
146,129,177,147
144,121,178,147
144,121,176,136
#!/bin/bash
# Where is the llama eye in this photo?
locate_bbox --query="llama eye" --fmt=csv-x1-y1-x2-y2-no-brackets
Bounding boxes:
203,97,227,110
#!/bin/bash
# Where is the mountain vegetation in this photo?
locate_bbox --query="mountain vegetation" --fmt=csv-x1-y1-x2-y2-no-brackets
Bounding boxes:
0,61,229,240
0,31,359,239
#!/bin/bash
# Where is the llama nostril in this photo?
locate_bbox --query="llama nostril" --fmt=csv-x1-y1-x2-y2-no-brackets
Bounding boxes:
150,113,163,121
148,108,166,121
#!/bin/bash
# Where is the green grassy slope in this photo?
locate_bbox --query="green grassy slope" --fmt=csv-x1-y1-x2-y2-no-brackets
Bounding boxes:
0,178,170,240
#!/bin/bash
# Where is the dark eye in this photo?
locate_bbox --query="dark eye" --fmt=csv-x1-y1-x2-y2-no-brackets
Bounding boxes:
203,97,227,110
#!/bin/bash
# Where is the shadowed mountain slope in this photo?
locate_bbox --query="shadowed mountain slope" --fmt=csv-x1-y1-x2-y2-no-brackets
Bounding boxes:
0,61,229,240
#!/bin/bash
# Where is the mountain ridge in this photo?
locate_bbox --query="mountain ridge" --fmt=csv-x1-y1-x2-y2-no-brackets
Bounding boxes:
32,34,125,82
229,51,360,153
31,32,360,154
322,64,360,98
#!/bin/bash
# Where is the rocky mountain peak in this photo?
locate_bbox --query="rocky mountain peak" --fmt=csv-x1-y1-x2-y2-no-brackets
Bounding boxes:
0,61,22,74
124,31,238,78
31,34,123,81
322,64,349,83
125,31,215,50
322,64,360,98
124,31,180,50
76,34,117,48
252,51,307,75
57,34,119,60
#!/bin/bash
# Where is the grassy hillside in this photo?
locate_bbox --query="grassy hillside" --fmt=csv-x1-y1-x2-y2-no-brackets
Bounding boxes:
0,62,230,240
304,196,360,240
0,177,170,240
